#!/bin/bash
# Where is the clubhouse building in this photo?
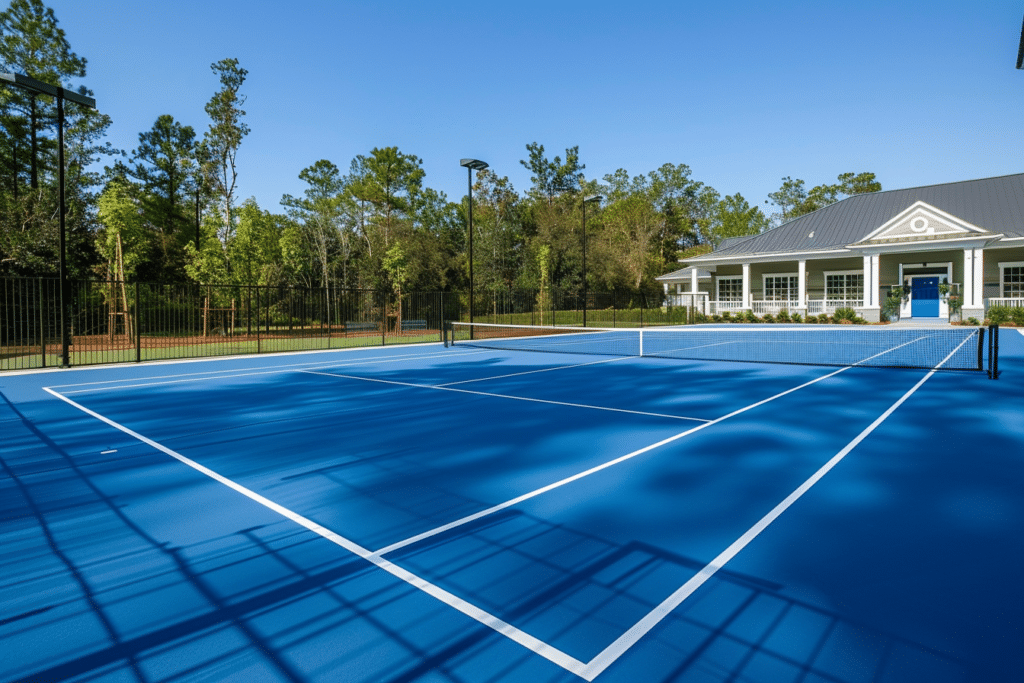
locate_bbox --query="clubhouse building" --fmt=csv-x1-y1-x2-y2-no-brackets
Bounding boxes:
657,173,1024,322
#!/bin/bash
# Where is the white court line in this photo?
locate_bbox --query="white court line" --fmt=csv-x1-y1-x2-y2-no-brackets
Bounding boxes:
41,386,591,678
436,355,630,387
54,350,488,394
577,333,976,680
368,365,850,558
300,369,710,423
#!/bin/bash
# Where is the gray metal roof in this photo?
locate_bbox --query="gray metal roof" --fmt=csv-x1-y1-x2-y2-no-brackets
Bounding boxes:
716,235,758,251
689,173,1024,261
656,266,713,281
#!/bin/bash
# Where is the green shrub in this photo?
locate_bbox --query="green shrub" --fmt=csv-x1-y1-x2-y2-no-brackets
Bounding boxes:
987,305,1012,324
743,310,759,323
967,316,980,326
762,312,775,323
881,294,901,322
722,311,732,321
805,314,817,324
711,314,722,323
776,309,791,323
791,312,802,323
817,313,831,324
833,307,858,322
1011,307,1024,326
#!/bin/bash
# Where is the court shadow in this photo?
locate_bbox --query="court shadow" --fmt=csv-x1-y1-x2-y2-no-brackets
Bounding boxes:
382,508,976,683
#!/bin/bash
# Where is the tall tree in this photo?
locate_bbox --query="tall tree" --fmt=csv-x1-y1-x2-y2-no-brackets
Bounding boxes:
707,193,769,245
95,178,147,280
520,142,585,203
0,0,113,277
348,146,424,289
228,198,287,287
768,172,883,225
281,159,345,291
203,58,248,251
471,170,523,291
766,176,808,226
0,0,84,190
120,114,196,279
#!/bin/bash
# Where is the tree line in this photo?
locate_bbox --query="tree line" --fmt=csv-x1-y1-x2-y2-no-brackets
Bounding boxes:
0,0,883,298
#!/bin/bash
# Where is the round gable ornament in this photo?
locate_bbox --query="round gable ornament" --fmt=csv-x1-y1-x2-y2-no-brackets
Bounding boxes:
909,217,932,234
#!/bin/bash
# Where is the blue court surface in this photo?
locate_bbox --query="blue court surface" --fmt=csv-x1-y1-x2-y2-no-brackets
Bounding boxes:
2,329,1023,682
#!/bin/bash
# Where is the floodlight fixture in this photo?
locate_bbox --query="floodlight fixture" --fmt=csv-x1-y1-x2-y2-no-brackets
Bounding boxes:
460,159,488,334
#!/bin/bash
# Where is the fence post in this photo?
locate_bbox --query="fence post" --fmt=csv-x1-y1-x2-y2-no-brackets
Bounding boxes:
255,286,261,354
38,277,46,367
135,281,141,363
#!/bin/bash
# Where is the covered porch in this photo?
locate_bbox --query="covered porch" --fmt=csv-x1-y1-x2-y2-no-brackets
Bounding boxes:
659,246,1016,322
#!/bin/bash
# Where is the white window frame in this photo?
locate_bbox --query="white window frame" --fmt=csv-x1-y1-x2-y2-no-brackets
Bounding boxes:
761,272,799,302
999,261,1024,297
716,276,743,302
823,269,864,302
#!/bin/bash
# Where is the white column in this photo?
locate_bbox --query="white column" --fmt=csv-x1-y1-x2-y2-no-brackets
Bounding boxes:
675,283,681,295
870,254,881,307
663,282,668,296
963,248,974,308
690,268,698,295
862,255,872,307
973,249,984,307
742,263,751,308
797,260,806,309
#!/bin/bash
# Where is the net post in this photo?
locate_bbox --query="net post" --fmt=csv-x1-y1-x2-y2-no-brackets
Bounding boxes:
987,325,995,378
443,322,449,347
977,326,985,373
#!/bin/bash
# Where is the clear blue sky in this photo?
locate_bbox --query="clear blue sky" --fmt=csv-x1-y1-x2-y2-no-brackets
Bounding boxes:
48,0,1024,213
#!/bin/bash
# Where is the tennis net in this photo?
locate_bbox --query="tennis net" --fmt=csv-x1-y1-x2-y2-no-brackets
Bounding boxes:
446,322,999,375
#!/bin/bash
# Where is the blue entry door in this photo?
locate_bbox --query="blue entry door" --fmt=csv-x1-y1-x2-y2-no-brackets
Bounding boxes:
911,277,940,317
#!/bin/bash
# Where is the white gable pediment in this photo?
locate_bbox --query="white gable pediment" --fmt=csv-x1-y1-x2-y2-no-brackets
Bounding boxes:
856,201,990,245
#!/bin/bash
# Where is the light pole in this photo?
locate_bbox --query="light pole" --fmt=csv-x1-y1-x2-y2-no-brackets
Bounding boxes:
581,194,603,328
1,73,96,367
460,158,488,336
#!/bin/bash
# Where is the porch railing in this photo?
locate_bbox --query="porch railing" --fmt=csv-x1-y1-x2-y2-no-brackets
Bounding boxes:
987,297,1024,309
751,300,799,315
806,299,862,315
706,300,748,315
703,299,865,316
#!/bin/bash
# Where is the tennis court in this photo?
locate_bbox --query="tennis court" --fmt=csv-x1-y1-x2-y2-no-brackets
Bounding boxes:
2,324,1022,682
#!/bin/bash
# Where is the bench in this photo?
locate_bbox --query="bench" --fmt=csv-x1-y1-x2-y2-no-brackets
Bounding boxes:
401,319,428,331
345,321,378,333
